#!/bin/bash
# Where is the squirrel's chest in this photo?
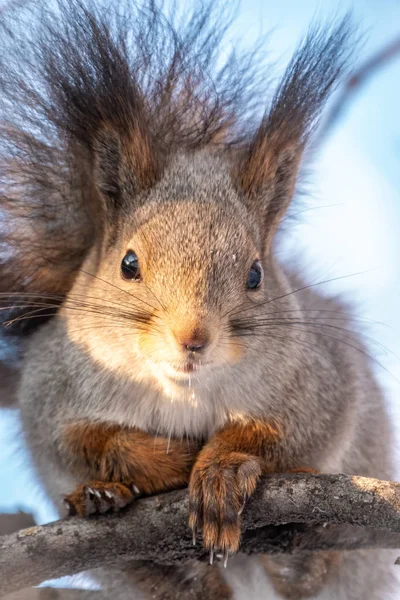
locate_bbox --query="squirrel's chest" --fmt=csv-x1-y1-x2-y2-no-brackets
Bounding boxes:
93,378,231,439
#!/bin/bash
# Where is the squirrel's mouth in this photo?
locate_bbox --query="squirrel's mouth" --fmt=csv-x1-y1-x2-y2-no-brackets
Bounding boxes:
149,359,219,392
163,360,210,380
177,362,196,374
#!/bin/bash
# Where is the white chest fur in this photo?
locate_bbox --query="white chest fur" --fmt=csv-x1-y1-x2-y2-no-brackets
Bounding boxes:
81,370,233,439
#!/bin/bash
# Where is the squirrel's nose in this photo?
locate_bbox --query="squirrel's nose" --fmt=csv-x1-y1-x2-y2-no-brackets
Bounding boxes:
176,332,209,353
183,338,208,353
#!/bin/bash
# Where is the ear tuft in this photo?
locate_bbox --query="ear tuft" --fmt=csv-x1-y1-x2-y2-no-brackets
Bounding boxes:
93,125,161,212
94,129,123,210
236,17,354,243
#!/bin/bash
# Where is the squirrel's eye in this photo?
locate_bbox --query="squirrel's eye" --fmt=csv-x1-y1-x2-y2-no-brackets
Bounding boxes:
246,260,263,290
121,250,141,281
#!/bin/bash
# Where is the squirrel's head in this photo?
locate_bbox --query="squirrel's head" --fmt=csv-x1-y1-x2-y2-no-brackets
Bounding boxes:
60,12,352,392
75,152,270,390
0,1,353,394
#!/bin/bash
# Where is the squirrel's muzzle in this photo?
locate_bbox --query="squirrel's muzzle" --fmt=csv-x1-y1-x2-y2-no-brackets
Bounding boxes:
173,328,210,355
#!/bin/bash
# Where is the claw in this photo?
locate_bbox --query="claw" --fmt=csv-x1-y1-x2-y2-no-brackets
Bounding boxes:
209,548,214,565
64,499,74,515
104,490,113,499
238,491,247,515
86,487,94,496
93,489,102,498
192,527,197,546
223,551,229,568
132,485,140,495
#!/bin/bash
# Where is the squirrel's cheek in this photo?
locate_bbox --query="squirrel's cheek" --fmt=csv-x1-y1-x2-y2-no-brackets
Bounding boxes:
216,338,245,365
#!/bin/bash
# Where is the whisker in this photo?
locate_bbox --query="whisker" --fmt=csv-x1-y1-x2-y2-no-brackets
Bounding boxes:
3,304,160,332
66,323,161,336
231,323,398,383
224,270,374,320
69,285,163,317
0,291,159,323
138,229,167,312
79,269,159,313
280,203,343,225
254,308,391,328
219,333,336,370
230,318,397,360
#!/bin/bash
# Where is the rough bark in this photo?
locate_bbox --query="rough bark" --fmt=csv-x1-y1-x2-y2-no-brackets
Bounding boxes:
2,474,400,597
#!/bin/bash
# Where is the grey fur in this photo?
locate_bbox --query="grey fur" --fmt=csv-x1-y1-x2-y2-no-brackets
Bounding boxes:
0,1,394,598
19,151,394,599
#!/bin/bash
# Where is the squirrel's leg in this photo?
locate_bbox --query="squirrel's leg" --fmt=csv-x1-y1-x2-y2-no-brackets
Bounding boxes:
61,422,231,599
188,420,341,596
62,421,200,516
189,420,279,558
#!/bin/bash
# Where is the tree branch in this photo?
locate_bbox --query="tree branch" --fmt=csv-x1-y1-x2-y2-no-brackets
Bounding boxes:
1,474,400,597
317,36,400,144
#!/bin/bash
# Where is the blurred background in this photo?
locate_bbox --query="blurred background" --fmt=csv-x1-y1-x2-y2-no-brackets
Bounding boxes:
0,0,399,594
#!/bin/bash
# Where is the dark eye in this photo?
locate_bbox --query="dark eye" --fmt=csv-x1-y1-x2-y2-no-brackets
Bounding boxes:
246,260,263,289
121,250,141,280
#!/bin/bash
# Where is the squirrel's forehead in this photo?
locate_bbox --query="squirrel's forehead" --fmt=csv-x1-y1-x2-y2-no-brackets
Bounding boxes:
127,200,253,244
122,202,253,267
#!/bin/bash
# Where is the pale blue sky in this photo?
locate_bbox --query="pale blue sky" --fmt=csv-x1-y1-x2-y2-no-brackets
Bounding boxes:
0,0,399,589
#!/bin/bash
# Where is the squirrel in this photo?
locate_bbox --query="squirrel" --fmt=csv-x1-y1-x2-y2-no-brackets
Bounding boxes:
0,1,395,599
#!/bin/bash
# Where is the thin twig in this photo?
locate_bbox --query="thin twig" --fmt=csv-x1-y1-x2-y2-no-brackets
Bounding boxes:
317,36,400,144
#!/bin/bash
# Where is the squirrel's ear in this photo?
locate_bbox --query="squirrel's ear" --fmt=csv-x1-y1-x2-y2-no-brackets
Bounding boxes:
235,19,353,250
237,134,302,249
93,125,159,215
94,129,123,210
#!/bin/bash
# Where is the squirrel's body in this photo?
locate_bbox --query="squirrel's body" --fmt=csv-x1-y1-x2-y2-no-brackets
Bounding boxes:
0,1,395,598
21,234,389,481
19,243,394,599
21,255,392,500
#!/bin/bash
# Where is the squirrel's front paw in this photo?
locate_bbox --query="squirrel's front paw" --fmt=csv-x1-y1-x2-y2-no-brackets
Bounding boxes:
189,450,262,564
64,481,140,517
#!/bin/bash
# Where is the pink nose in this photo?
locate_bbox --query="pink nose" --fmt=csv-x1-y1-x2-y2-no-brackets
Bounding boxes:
182,338,208,353
176,331,209,353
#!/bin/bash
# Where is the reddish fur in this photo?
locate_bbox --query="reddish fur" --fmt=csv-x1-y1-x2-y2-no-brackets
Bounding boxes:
65,481,134,517
189,420,317,553
63,420,317,554
63,421,200,508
